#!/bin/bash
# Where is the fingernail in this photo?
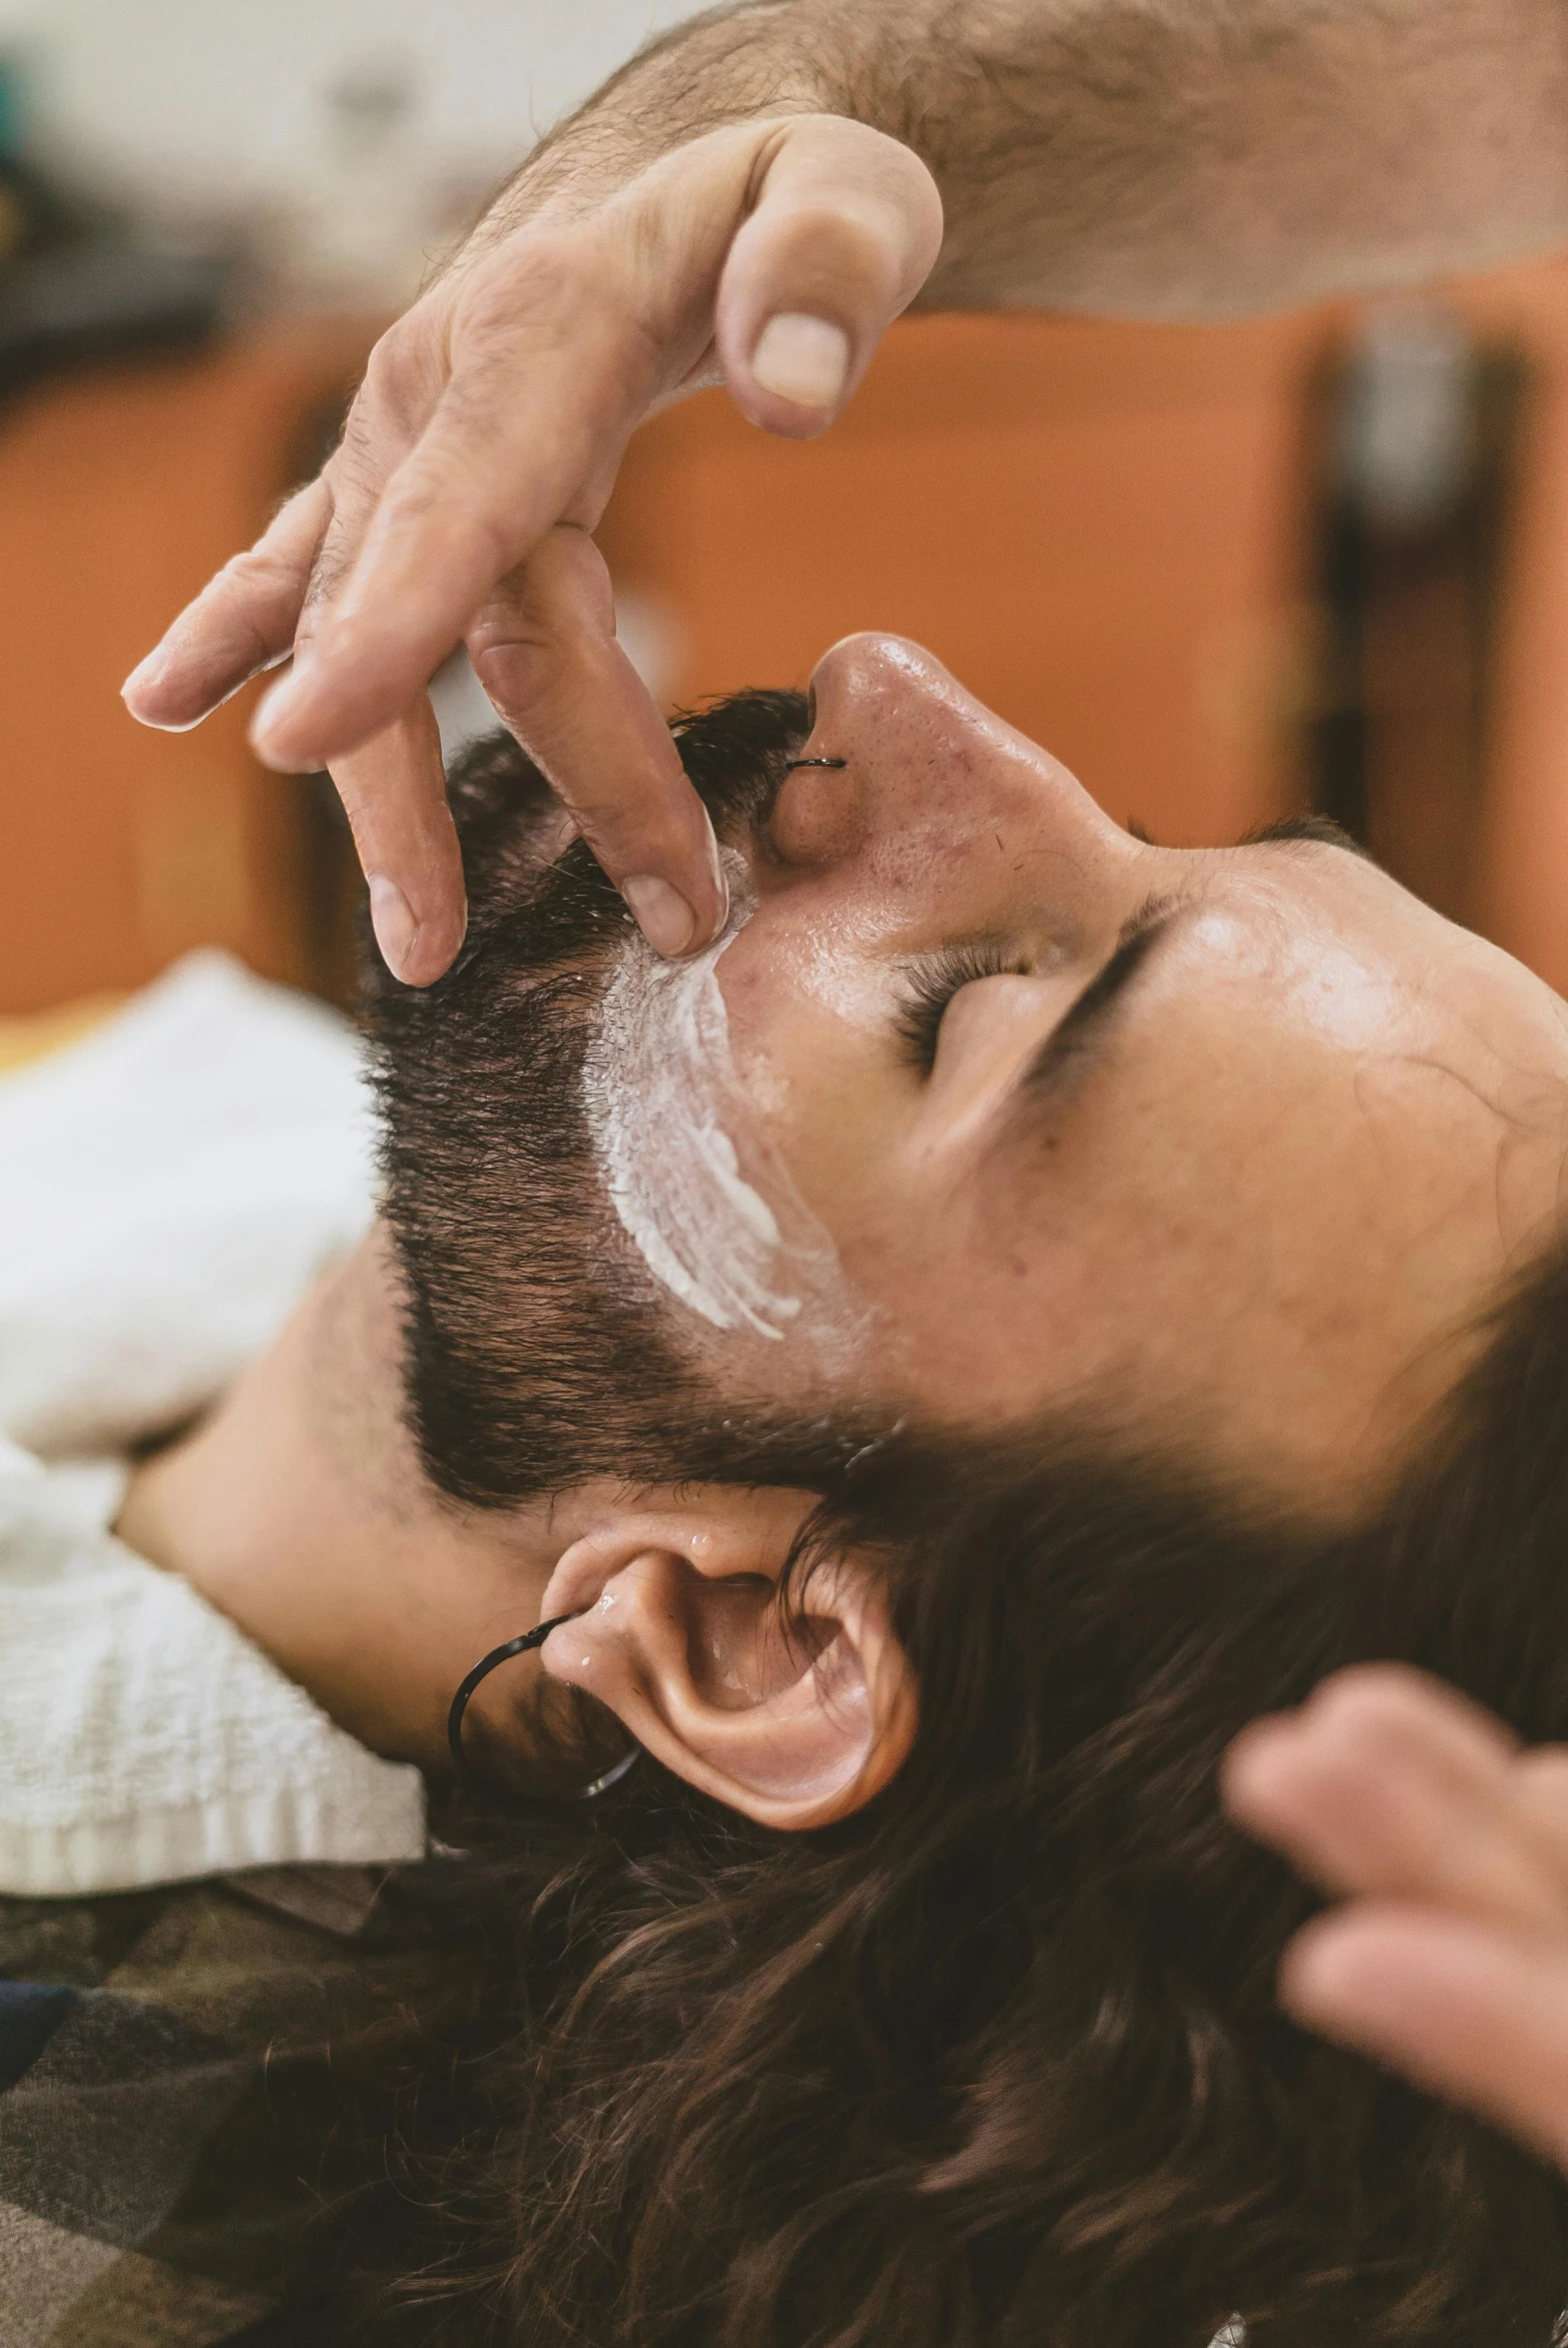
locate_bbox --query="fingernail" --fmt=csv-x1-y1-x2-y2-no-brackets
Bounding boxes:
622,874,698,958
369,875,418,982
752,314,850,409
702,808,730,935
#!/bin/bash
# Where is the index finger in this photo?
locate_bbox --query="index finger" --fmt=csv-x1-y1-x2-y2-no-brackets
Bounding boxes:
467,529,726,957
252,314,647,775
123,477,333,731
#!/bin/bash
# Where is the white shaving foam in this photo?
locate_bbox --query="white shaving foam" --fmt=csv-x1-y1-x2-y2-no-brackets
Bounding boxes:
583,864,839,1340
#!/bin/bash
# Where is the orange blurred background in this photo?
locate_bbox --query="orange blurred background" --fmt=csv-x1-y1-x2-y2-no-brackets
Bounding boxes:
8,255,1568,1014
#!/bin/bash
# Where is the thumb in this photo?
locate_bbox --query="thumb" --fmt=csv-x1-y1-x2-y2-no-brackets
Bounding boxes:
716,116,943,439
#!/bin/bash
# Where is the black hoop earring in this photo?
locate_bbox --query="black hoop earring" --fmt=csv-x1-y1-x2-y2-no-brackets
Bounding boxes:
447,1613,641,1798
784,756,846,769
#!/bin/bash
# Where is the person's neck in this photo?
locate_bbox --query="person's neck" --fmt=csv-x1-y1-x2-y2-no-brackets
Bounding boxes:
115,1225,561,1773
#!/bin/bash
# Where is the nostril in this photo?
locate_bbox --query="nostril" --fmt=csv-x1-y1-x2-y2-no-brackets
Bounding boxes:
770,751,864,867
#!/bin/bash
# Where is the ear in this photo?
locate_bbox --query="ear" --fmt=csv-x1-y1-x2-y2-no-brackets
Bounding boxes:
537,1488,916,1831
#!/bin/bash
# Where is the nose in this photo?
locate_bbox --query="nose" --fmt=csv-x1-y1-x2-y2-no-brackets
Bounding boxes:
773,636,1130,912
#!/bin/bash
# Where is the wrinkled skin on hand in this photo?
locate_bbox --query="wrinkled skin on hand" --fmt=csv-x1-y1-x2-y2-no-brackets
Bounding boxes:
122,115,941,983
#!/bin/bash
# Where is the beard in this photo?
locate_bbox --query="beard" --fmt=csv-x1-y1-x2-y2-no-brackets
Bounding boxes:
362,690,895,1510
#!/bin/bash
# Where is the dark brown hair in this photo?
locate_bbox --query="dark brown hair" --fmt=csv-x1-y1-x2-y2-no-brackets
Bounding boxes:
360,717,1568,2347
368,1289,1568,2348
365,693,871,1514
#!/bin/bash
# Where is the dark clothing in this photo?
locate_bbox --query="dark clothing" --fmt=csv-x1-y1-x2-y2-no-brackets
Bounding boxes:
0,1862,455,2345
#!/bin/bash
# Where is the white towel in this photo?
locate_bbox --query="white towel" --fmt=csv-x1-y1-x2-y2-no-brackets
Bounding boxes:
0,948,377,1458
0,952,425,1895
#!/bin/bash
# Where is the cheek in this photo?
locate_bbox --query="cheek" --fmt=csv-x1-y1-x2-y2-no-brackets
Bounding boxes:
825,1051,1339,1415
1045,1048,1490,1365
724,957,901,1226
823,1147,1118,1406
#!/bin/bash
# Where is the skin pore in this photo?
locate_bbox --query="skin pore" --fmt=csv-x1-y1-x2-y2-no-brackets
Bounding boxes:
120,633,1568,1812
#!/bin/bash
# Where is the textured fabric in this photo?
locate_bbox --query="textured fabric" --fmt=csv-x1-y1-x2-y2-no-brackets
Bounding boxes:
0,1862,459,2346
0,948,374,1459
0,1448,425,1898
0,952,425,1895
0,958,455,2342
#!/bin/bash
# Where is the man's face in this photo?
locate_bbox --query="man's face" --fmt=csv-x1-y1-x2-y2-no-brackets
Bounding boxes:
643,637,1568,1508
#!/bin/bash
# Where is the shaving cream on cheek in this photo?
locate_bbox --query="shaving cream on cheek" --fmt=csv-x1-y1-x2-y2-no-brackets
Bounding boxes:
583,865,840,1340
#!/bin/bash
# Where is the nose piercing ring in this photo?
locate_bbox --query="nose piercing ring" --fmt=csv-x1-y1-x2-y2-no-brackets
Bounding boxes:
785,757,846,769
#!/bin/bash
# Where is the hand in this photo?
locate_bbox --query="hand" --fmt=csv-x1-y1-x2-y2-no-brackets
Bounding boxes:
122,115,941,982
1222,1664,1568,2171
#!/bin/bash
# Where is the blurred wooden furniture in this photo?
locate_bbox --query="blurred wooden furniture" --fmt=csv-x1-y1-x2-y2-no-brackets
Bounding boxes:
11,265,1568,1017
597,260,1568,998
0,996,122,1076
1448,255,1568,997
600,309,1323,857
1301,317,1530,940
0,321,375,1013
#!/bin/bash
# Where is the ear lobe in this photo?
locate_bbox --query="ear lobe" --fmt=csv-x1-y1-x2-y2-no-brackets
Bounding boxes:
538,1500,916,1831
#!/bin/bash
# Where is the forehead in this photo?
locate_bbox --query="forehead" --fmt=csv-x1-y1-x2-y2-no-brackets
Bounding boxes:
1183,839,1568,1084
1010,844,1568,1323
1163,842,1439,1031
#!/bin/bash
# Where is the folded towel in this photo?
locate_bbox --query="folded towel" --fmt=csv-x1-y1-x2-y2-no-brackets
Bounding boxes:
0,953,425,1895
0,948,376,1458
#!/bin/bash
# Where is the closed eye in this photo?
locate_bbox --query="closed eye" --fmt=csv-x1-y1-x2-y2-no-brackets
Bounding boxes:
985,894,1184,1169
1018,896,1179,1099
894,940,1029,1075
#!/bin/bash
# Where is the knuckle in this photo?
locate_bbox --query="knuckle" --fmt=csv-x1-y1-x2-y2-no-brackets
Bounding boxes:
449,239,642,383
492,535,608,637
579,799,699,873
1318,1673,1411,1742
1317,1663,1430,1722
391,466,517,578
360,331,405,404
361,314,448,435
217,540,302,608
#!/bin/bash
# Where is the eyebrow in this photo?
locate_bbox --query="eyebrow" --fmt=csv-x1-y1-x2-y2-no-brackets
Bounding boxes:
1008,894,1182,1114
1243,813,1381,866
993,821,1369,1146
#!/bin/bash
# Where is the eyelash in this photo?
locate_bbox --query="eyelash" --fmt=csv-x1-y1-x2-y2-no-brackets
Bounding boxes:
894,942,1026,1074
